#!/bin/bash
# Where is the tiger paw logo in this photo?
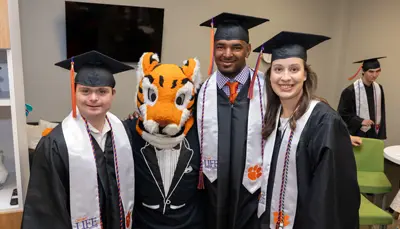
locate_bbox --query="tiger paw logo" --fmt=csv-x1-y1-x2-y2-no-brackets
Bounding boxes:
273,211,290,227
125,211,132,228
248,165,262,181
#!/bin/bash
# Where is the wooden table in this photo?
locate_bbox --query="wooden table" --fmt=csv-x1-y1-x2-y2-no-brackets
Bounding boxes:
0,210,22,229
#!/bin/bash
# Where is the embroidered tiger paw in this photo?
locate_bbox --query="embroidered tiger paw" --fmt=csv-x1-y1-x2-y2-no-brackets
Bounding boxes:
248,165,262,181
273,211,290,227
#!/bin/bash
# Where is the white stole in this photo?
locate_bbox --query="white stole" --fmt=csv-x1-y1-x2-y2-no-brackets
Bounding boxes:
354,79,382,133
196,70,266,194
62,110,135,229
258,100,319,229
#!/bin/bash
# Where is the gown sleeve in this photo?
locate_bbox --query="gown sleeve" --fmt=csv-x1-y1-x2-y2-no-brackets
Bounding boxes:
337,87,363,135
302,113,360,229
21,133,71,229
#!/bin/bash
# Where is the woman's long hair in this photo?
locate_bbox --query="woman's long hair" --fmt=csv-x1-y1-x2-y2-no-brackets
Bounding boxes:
262,62,327,139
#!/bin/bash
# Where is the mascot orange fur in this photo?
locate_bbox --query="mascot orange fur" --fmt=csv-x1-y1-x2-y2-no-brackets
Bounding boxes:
134,52,201,147
125,52,205,229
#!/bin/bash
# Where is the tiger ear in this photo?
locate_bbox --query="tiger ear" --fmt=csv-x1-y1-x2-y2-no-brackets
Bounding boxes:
137,52,160,82
181,58,202,90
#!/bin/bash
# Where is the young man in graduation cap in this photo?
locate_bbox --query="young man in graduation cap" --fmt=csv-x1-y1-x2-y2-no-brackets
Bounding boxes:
254,31,360,229
22,50,136,229
337,57,387,140
197,12,269,229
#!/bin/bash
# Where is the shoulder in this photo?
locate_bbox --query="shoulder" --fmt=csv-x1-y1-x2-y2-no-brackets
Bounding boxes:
247,67,265,83
198,82,205,89
122,118,141,139
341,83,355,94
41,124,65,145
307,102,352,149
248,66,265,74
310,101,347,129
33,124,68,163
198,78,210,90
122,118,147,148
198,71,218,89
122,118,136,130
338,84,355,101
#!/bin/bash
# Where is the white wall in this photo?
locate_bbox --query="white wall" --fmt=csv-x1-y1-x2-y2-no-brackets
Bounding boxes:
20,0,346,122
335,0,400,146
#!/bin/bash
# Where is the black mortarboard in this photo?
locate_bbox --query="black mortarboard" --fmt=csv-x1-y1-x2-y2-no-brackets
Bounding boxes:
55,50,134,88
54,50,134,118
200,12,269,43
353,56,386,71
348,56,386,80
248,31,330,99
200,13,269,77
253,31,330,62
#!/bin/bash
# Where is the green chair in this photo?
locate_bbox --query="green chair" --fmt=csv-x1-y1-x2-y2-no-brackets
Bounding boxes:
359,194,393,228
353,138,392,195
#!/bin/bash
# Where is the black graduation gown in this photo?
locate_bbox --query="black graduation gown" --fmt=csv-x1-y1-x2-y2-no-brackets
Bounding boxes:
124,119,205,229
204,79,261,229
261,102,360,229
21,123,133,229
337,83,386,139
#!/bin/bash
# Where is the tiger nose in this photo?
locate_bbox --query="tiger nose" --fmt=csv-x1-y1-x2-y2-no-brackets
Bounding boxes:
156,120,169,128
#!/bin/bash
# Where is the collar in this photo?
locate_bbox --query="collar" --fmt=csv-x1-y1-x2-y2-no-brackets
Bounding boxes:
216,66,250,89
87,119,110,136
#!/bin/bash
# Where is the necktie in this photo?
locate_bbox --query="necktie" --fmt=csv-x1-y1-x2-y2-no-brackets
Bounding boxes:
226,81,239,104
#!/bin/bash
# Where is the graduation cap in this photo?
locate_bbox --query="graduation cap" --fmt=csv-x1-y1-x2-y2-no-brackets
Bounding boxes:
252,31,331,62
247,31,330,99
55,50,134,118
200,12,269,76
348,56,386,80
200,12,269,43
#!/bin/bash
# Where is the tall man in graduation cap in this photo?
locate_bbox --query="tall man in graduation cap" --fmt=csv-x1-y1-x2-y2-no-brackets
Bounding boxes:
22,50,136,229
255,31,360,229
197,12,269,229
338,57,387,140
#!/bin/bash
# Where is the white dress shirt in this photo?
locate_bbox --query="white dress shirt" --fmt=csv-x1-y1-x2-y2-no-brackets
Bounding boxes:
88,120,111,151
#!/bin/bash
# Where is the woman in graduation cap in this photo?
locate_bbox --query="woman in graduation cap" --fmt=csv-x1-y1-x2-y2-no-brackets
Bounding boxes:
22,51,136,229
337,57,387,140
197,12,269,229
255,31,360,229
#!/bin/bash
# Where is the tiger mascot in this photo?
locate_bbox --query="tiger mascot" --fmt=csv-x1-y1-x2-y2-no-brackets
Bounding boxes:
124,52,205,229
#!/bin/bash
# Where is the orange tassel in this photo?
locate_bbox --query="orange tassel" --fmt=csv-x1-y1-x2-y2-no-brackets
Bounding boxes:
70,60,77,118
41,128,53,137
197,170,205,190
248,47,263,99
348,64,363,81
207,19,215,77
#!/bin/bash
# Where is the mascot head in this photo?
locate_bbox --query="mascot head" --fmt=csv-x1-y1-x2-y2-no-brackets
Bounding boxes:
135,52,201,148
